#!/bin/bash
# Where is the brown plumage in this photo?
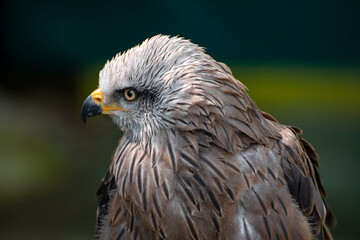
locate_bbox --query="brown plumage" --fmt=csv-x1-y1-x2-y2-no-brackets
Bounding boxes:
81,35,335,240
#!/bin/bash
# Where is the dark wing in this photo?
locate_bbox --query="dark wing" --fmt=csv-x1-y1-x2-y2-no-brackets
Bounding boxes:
298,134,336,240
95,170,117,238
262,112,336,240
95,170,133,240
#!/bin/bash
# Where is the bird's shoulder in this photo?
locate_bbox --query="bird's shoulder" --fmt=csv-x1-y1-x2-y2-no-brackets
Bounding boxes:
260,112,335,240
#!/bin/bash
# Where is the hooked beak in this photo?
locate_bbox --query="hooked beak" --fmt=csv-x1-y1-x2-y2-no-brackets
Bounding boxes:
81,88,126,125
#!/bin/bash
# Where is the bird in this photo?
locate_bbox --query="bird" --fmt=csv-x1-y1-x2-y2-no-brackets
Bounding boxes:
81,35,335,240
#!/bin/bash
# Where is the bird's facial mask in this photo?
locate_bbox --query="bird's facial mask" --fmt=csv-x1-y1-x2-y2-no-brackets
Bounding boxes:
81,88,126,125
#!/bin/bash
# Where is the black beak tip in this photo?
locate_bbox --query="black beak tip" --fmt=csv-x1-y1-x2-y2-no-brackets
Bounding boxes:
81,109,87,126
81,95,101,126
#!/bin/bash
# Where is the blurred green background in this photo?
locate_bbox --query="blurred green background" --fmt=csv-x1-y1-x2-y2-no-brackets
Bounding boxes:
1,0,359,239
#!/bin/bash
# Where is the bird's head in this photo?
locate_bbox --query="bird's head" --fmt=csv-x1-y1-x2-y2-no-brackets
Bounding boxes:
82,35,248,145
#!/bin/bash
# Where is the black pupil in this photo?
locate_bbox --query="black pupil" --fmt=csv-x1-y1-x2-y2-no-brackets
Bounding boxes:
127,90,133,98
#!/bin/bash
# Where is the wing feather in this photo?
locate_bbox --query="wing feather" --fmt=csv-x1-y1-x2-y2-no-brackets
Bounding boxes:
261,111,336,240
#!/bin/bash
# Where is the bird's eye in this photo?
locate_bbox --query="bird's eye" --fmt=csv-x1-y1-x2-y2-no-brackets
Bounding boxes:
124,88,137,101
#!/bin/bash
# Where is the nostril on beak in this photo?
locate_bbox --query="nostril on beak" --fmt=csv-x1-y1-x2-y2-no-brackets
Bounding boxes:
93,95,102,104
91,89,103,105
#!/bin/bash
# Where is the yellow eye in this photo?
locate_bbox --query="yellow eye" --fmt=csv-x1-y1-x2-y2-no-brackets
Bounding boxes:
124,88,136,101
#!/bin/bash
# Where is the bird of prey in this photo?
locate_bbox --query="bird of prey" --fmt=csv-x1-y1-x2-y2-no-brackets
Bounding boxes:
81,35,335,240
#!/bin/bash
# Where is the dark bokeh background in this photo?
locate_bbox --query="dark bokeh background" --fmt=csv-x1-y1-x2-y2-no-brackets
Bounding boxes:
1,0,359,239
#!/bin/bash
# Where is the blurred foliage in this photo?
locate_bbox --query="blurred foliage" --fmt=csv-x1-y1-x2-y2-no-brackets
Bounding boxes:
234,65,360,118
1,0,359,239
